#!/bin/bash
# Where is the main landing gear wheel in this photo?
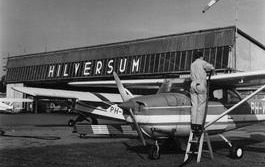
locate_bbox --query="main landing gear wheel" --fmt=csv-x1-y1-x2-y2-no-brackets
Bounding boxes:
230,145,244,159
80,133,86,138
68,119,75,126
148,141,160,160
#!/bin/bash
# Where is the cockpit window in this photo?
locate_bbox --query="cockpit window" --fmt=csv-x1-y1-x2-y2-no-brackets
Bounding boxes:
210,89,223,101
209,88,241,103
227,89,241,103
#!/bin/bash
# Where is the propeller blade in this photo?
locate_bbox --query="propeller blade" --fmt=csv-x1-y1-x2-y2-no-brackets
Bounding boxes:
113,72,145,145
128,109,146,146
113,72,133,102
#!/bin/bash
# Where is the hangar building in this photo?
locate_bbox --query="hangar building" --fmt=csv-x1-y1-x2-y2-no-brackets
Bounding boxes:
5,26,265,112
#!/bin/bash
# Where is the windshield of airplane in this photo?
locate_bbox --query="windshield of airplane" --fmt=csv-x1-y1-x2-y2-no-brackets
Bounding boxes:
158,82,190,95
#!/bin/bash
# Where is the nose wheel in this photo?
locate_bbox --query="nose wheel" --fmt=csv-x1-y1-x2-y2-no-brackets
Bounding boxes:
148,141,160,160
229,145,243,159
219,134,244,159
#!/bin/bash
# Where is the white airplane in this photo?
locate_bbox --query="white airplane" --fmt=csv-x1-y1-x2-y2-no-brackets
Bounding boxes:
0,98,33,113
12,69,265,162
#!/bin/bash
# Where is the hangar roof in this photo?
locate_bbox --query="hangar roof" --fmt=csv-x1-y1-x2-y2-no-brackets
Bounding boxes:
5,26,265,84
7,26,235,68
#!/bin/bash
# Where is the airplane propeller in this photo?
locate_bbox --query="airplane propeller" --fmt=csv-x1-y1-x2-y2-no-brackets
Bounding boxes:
113,72,146,146
113,72,133,101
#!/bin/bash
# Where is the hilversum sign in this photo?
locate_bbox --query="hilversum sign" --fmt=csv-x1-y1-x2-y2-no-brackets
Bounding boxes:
47,57,140,78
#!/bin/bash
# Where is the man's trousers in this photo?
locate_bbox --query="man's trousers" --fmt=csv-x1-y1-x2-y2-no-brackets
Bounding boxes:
190,81,207,125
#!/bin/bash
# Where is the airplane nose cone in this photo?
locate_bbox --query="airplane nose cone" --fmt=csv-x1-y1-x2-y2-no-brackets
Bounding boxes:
118,100,135,111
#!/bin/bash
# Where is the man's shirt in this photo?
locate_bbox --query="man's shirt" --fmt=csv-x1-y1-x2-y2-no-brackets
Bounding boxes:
190,58,214,82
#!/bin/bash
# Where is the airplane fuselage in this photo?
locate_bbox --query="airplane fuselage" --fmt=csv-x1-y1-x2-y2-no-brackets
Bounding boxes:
74,87,265,140
122,90,265,140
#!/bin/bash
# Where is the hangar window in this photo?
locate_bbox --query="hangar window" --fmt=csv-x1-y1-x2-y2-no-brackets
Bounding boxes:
204,48,210,62
159,53,165,72
164,52,171,72
149,54,155,73
209,47,217,66
216,47,223,69
140,55,146,73
144,54,149,73
186,50,192,70
169,52,176,72
154,53,160,73
222,46,230,68
180,51,186,71
174,51,181,71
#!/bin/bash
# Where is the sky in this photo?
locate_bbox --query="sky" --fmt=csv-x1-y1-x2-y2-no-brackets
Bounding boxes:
0,0,265,77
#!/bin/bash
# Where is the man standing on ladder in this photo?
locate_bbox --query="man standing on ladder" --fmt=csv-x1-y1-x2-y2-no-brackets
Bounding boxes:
190,51,215,138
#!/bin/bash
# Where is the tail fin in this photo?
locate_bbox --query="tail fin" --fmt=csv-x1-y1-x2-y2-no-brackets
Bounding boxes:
113,72,133,102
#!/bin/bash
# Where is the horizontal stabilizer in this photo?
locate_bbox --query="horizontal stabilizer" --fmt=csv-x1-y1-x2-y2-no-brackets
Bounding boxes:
75,101,126,121
0,98,33,103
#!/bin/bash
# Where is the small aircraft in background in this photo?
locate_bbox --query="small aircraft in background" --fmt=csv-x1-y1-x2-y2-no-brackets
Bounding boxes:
0,98,33,113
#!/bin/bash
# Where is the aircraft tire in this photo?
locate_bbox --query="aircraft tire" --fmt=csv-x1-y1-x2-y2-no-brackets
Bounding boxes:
68,119,75,127
80,134,86,139
229,145,243,159
148,145,160,160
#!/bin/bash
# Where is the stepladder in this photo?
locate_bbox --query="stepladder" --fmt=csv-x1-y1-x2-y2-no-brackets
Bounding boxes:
183,71,214,163
184,130,214,163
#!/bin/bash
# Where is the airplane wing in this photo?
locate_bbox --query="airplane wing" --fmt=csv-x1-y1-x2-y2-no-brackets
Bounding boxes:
69,70,265,90
69,78,164,89
12,87,123,103
158,70,265,93
12,70,265,102
211,70,265,87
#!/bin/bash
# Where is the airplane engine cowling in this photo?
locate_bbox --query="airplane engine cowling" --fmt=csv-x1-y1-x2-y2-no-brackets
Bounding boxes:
133,93,190,109
120,92,193,138
129,92,192,138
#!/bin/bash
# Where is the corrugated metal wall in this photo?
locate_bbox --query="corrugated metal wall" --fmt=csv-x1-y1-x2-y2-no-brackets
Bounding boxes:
6,26,235,83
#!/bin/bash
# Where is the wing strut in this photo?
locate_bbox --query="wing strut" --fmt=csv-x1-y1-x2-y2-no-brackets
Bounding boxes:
205,84,265,129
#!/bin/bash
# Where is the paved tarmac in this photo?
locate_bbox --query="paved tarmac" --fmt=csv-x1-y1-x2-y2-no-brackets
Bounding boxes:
0,113,265,167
